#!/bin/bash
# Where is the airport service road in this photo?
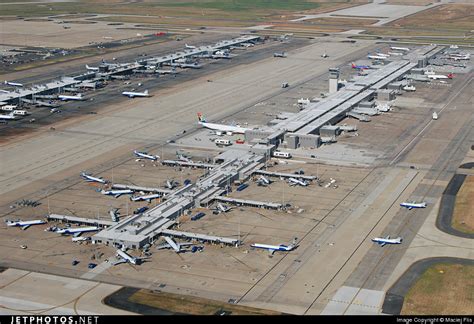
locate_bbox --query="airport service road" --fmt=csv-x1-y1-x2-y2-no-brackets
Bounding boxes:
0,269,133,315
0,39,374,199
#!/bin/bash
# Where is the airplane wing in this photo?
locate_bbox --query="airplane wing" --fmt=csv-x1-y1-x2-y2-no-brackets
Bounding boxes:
73,232,82,238
379,242,386,247
269,249,276,256
385,235,390,240
21,225,31,230
408,207,412,210
155,243,171,250
112,259,127,266
114,194,122,198
164,237,180,252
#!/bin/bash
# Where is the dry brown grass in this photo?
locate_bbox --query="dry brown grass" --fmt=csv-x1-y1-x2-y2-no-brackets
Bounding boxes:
401,263,474,315
452,175,474,234
388,4,474,31
385,0,433,5
129,289,282,315
302,17,379,27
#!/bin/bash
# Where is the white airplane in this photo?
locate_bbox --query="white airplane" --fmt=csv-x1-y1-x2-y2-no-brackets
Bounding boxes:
100,189,134,198
257,175,272,186
165,179,178,189
113,249,149,266
375,52,390,58
241,43,254,47
85,64,99,71
177,153,192,163
185,44,196,49
6,219,46,230
451,55,470,61
0,112,18,120
122,90,150,98
130,193,161,202
372,235,402,247
390,46,410,52
156,237,194,253
400,201,427,210
80,172,106,184
4,80,23,87
288,177,308,187
134,150,159,161
58,94,84,101
251,238,298,255
367,53,388,60
53,226,100,237
197,113,250,135
427,73,453,80
324,178,336,188
214,203,232,213
388,52,404,56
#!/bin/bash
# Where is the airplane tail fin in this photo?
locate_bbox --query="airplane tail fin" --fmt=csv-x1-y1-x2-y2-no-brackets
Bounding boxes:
351,63,356,68
197,112,205,122
448,73,454,79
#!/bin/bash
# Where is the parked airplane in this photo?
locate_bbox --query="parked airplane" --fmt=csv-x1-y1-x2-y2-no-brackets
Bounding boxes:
288,177,308,187
400,201,427,210
390,46,410,52
185,44,196,49
427,73,453,80
156,237,194,253
58,94,84,101
85,64,99,71
351,63,372,70
6,219,46,230
372,235,402,247
165,180,179,190
197,113,250,135
122,90,150,98
0,113,18,120
100,189,134,198
257,175,272,186
52,226,100,237
4,80,23,87
251,238,298,255
80,172,106,184
113,248,149,265
214,203,232,213
367,53,388,60
134,150,159,161
241,42,254,47
321,53,328,58
388,52,404,56
130,193,161,202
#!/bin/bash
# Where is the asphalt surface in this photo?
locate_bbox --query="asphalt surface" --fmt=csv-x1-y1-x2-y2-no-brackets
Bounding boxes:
0,38,309,136
103,287,179,315
381,257,474,315
436,174,474,239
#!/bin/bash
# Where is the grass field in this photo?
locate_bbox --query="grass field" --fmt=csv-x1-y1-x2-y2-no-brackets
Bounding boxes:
452,176,474,234
401,263,474,315
129,289,283,315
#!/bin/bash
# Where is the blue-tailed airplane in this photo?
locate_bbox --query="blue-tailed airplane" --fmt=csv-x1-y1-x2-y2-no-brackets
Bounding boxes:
251,238,298,255
134,150,159,161
81,172,106,184
100,189,134,198
400,201,427,210
372,235,402,247
6,219,46,230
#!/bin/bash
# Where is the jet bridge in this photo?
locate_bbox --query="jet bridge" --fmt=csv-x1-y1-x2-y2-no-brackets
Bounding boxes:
254,170,316,181
160,229,240,246
213,196,283,210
